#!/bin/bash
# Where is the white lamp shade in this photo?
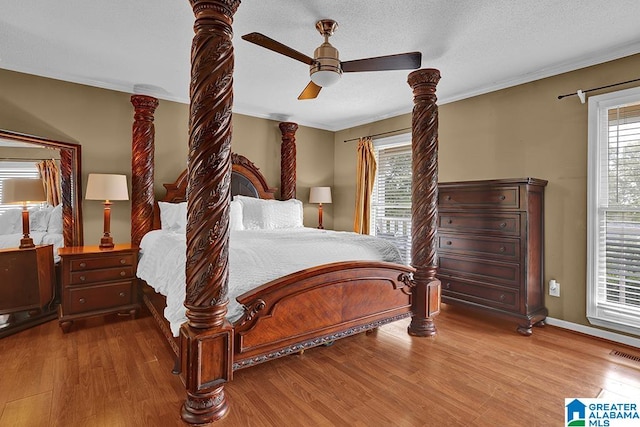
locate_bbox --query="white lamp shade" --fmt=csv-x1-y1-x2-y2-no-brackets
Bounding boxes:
2,178,46,204
85,174,129,201
309,186,332,204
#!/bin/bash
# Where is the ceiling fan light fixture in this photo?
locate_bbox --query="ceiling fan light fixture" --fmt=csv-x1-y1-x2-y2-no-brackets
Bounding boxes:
310,69,341,87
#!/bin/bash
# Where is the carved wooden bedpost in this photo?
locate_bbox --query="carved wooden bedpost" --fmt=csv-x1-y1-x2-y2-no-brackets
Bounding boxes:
279,121,298,200
407,68,441,337
130,94,158,246
180,0,239,424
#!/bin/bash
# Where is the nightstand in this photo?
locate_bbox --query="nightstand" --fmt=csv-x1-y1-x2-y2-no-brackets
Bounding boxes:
58,244,139,333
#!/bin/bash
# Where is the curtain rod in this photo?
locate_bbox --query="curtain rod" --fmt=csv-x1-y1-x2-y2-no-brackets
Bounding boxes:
343,127,412,143
558,77,640,102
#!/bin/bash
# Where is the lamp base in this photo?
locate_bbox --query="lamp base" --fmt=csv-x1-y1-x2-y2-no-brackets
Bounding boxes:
99,235,114,249
19,237,35,249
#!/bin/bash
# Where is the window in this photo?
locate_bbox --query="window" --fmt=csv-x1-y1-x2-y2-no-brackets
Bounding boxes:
587,86,640,334
0,161,41,214
371,134,412,264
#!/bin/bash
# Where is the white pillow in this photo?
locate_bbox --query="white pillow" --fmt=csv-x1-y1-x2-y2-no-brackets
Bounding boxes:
230,200,244,231
29,206,52,232
235,195,303,230
48,204,63,234
0,209,22,235
159,201,187,232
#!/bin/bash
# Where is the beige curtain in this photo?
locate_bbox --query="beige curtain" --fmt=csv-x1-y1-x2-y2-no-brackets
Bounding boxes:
353,137,377,234
36,159,61,206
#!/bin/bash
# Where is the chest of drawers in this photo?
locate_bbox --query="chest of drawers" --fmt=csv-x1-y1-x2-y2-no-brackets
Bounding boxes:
58,244,139,333
437,178,547,335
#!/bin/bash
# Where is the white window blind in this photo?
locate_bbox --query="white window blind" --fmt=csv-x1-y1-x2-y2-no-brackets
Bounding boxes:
587,86,640,335
0,161,41,214
371,135,412,264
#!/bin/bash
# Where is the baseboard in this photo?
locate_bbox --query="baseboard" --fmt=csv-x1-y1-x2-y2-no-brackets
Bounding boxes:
546,317,640,348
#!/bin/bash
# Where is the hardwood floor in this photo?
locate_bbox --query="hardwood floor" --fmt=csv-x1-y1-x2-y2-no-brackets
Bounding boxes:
1,304,639,426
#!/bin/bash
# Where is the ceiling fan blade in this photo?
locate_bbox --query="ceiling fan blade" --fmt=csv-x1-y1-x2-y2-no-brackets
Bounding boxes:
298,81,322,100
341,52,422,73
241,32,315,66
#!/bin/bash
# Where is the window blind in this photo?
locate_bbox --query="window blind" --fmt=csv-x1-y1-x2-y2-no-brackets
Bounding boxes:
0,161,41,214
371,142,412,264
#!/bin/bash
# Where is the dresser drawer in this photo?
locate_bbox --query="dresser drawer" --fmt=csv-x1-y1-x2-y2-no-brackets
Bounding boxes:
440,277,519,311
438,213,521,236
66,281,134,315
438,234,520,261
439,186,520,210
69,266,134,285
438,254,521,287
69,253,135,271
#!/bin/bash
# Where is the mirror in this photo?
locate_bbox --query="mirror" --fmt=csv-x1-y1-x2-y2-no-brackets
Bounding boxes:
0,129,82,338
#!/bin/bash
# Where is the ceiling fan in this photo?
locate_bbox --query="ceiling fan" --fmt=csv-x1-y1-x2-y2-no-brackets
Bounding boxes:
241,19,422,100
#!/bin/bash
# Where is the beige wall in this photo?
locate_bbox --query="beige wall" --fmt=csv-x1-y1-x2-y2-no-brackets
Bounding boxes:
334,53,640,332
0,69,334,244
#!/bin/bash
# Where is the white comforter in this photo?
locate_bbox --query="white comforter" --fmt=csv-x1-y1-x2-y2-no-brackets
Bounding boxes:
137,228,403,336
0,232,64,262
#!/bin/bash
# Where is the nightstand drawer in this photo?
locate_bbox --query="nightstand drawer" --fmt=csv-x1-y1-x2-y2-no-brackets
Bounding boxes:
66,281,134,314
69,266,134,285
439,186,520,209
70,254,134,271
438,234,520,261
440,277,519,311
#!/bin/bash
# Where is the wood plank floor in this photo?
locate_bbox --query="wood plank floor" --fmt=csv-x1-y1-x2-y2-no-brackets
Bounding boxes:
1,304,639,426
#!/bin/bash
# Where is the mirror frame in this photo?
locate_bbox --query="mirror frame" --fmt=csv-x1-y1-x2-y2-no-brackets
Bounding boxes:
0,129,83,247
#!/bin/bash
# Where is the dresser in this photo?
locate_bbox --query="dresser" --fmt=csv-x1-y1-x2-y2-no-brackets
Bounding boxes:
437,178,547,335
58,244,139,333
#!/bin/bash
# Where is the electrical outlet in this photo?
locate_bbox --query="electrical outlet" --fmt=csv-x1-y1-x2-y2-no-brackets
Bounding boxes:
549,279,560,297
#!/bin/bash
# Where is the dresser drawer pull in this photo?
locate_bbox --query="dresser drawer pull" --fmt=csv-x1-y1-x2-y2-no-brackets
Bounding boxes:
498,195,506,201
79,298,86,304
446,241,452,245
446,195,451,200
119,292,126,297
447,219,453,224
499,294,505,301
79,275,86,282
120,271,126,277
445,282,451,290
499,246,506,252
120,259,126,264
79,262,86,268
499,222,507,228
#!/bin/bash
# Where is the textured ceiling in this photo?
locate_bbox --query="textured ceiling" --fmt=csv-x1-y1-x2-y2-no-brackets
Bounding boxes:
1,1,640,131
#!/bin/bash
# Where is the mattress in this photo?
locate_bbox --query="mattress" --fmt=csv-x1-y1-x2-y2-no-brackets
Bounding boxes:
137,227,403,336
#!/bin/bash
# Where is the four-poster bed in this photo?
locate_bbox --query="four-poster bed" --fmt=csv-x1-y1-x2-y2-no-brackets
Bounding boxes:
130,1,442,424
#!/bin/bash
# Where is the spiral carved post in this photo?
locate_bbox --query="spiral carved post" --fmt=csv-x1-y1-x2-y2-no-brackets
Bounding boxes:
180,0,239,424
130,94,158,247
407,68,441,337
59,148,74,247
279,122,298,200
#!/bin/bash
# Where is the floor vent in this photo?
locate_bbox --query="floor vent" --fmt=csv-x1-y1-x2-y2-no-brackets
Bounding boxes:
610,349,640,364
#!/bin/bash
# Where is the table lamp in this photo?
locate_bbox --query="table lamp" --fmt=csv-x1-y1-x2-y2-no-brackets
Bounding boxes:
2,178,47,249
85,173,129,249
309,186,332,229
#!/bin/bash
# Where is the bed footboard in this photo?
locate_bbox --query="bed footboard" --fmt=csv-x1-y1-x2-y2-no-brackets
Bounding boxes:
232,261,414,370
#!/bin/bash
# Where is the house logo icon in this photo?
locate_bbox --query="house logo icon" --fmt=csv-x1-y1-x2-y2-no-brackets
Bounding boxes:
566,399,586,426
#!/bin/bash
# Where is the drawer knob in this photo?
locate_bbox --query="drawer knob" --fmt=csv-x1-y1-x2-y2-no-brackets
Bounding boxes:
447,219,453,224
445,282,451,290
79,298,86,304
79,275,86,282
79,262,86,268
120,259,126,264
119,292,126,297
499,246,506,252
446,195,451,200
120,271,126,277
446,241,452,245
499,222,507,228
499,195,506,201
499,294,505,301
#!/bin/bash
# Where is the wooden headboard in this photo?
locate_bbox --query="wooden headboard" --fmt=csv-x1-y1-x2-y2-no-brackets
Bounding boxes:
152,153,276,229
